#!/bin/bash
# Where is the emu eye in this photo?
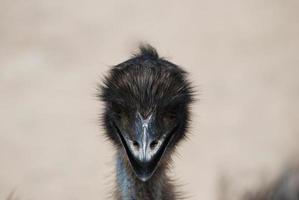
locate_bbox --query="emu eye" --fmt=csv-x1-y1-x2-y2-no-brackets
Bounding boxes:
163,111,177,123
111,102,124,117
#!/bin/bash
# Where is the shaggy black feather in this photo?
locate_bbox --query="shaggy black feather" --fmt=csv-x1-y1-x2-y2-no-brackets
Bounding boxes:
98,44,194,200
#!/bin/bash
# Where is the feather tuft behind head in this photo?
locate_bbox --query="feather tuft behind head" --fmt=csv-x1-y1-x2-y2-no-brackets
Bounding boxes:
133,43,159,59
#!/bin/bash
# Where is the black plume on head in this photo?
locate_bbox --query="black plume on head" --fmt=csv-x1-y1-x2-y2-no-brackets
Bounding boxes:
98,44,194,150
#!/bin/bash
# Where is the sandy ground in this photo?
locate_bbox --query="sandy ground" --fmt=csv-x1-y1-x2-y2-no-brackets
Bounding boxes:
0,0,299,199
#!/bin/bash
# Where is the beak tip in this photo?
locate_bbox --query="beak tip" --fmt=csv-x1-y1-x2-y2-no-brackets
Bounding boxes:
136,172,153,182
140,177,149,182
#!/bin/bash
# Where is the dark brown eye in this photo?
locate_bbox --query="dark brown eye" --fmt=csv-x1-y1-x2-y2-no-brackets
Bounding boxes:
111,102,124,116
163,112,177,123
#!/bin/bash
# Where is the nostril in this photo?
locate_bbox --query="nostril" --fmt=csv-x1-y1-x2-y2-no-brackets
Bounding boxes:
150,140,158,149
133,141,139,148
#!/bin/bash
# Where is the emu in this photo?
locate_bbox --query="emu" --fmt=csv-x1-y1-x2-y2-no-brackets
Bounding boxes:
99,45,194,200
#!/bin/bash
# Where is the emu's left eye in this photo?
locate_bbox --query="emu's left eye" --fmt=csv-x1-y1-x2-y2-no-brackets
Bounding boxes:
111,102,124,117
163,112,177,124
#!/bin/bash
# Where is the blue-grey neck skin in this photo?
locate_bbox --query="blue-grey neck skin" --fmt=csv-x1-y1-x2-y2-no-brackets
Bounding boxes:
116,154,136,200
115,152,176,200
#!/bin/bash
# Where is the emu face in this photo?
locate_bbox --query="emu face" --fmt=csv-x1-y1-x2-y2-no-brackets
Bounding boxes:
100,46,193,181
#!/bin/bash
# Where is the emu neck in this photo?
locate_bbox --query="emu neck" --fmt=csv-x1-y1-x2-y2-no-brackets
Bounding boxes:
115,153,175,200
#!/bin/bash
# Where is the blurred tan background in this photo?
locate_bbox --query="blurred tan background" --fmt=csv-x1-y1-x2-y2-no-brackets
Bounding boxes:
0,0,299,199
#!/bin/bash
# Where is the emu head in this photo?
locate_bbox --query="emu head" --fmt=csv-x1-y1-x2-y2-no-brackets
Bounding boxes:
99,45,193,181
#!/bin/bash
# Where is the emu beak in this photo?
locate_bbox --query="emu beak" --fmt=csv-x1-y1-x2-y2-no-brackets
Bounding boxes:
129,113,161,181
114,113,174,181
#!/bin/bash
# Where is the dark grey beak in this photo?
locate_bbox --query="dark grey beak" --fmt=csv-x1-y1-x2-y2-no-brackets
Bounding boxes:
113,112,174,181
127,113,162,181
